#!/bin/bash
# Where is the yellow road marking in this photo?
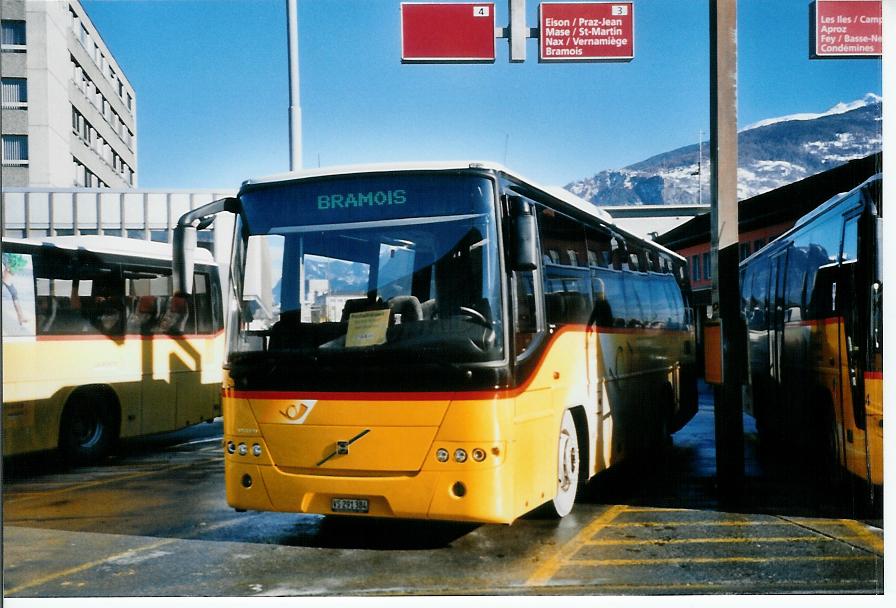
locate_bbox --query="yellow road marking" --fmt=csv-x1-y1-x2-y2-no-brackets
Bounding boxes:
526,579,881,593
605,520,787,527
585,535,841,546
564,555,878,567
526,504,626,586
839,519,884,555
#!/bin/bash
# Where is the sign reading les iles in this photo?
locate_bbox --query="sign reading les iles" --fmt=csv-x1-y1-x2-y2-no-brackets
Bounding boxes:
401,3,496,63
540,2,634,62
813,0,881,58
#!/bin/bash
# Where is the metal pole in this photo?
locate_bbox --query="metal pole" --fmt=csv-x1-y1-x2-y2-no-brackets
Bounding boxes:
709,0,744,496
509,0,527,62
286,0,302,171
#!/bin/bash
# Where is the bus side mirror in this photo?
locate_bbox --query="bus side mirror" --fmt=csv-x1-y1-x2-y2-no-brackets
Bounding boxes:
173,223,197,296
172,196,239,296
510,196,537,271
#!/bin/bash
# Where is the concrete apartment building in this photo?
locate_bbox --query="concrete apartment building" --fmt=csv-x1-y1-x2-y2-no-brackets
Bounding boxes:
1,0,136,188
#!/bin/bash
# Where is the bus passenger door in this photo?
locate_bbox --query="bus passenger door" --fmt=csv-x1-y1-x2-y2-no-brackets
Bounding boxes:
838,213,871,484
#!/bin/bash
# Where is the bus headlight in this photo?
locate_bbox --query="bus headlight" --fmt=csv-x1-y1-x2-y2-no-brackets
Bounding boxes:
454,449,467,463
471,448,486,462
226,441,236,454
238,443,248,456
436,448,449,462
252,444,262,457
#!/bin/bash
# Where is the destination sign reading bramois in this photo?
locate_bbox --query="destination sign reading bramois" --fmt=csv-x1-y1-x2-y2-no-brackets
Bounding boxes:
317,190,407,210
540,2,634,62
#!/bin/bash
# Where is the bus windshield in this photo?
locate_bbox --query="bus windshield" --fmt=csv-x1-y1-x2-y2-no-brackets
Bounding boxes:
230,174,504,372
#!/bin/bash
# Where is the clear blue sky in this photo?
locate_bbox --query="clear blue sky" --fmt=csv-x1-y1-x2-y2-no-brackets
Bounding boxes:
81,0,882,190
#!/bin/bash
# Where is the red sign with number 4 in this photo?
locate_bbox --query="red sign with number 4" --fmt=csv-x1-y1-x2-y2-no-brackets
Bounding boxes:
401,3,496,63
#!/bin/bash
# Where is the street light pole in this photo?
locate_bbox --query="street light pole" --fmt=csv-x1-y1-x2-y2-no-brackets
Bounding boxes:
286,0,302,171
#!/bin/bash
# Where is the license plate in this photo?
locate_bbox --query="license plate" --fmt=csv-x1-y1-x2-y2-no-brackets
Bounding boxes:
331,498,369,513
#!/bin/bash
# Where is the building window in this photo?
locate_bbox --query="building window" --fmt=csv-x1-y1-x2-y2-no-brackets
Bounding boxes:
1,77,27,108
739,242,751,261
690,255,700,282
2,135,29,165
702,252,711,281
1,20,26,51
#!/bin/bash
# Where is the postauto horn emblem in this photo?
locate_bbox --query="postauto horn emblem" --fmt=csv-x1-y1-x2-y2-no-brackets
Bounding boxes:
279,400,317,424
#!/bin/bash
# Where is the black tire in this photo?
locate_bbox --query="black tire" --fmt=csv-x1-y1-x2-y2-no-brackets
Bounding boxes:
59,390,118,465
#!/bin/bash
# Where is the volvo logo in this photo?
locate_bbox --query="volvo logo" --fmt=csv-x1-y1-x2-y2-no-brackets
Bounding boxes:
317,429,371,466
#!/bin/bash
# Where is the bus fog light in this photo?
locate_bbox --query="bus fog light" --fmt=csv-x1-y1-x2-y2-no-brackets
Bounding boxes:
436,448,449,462
454,449,467,463
452,481,466,497
238,443,248,456
241,474,253,488
226,441,236,454
252,444,262,457
471,448,486,462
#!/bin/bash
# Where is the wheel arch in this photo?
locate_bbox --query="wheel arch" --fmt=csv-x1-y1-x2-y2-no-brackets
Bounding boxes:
567,404,590,483
59,384,123,446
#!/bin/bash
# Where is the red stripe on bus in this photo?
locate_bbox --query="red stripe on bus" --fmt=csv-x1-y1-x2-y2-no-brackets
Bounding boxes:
865,371,883,380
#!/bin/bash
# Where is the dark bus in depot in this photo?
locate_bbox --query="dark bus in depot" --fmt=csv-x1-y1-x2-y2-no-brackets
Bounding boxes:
739,174,882,503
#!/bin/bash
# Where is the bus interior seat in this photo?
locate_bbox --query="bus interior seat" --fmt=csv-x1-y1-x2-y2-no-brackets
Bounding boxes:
269,310,349,350
420,298,438,320
159,296,190,334
129,295,159,334
50,295,90,333
387,295,423,322
36,296,57,333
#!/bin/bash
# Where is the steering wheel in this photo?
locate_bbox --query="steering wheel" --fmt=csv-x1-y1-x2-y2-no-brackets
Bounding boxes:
458,306,489,326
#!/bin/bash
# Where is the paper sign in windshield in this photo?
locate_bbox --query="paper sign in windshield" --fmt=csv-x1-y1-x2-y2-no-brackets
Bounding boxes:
345,309,390,348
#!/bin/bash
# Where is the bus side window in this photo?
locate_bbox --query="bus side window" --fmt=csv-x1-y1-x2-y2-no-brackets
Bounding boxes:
193,272,214,334
784,246,807,322
740,266,752,320
2,251,36,338
538,206,589,327
749,259,769,330
801,214,842,319
841,216,859,263
594,268,624,327
513,271,538,356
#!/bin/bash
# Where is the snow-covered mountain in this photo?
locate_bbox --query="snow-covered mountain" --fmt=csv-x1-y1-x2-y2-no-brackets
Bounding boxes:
566,93,882,205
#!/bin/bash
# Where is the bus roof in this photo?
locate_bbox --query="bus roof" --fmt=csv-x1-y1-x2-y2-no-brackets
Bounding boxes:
240,161,685,264
792,172,881,229
1,235,216,265
739,173,882,268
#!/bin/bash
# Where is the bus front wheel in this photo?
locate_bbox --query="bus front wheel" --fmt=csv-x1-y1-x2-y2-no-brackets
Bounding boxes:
551,409,580,518
59,390,118,465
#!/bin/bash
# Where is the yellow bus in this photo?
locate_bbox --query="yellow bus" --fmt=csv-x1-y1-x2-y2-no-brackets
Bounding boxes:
740,174,882,498
2,236,224,463
174,162,698,523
